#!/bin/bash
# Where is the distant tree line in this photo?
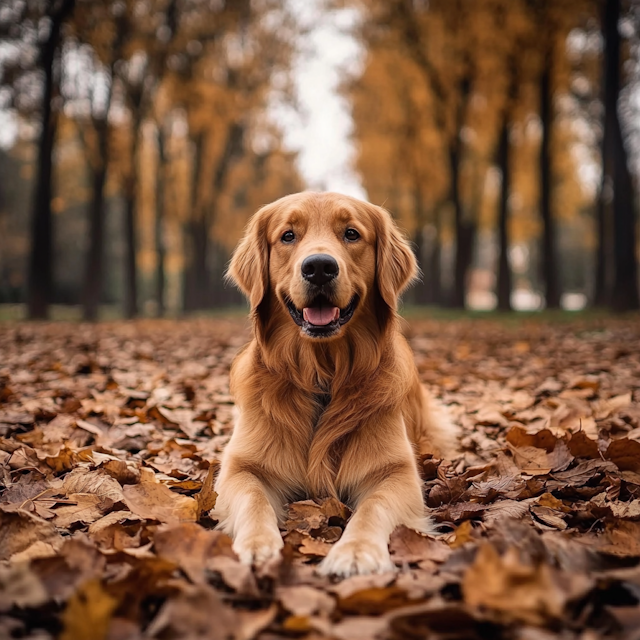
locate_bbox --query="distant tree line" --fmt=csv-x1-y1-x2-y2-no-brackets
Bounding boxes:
347,0,640,311
1,0,638,317
0,0,302,319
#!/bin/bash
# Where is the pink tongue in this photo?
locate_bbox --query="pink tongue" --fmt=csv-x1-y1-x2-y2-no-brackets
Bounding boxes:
303,306,340,326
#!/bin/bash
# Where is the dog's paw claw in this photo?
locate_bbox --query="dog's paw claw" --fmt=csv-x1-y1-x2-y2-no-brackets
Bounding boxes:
317,539,395,577
233,531,283,566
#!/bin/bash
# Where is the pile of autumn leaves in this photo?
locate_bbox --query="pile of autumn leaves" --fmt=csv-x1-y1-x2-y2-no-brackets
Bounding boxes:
1,317,639,640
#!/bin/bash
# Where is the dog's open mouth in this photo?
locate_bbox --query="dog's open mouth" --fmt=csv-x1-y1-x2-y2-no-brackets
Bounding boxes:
286,294,359,338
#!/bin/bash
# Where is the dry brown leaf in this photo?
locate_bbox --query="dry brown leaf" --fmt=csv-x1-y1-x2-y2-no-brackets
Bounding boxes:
101,459,141,485
484,499,535,522
285,499,327,532
196,462,218,518
463,544,565,625
1,473,51,505
154,522,235,583
506,427,559,452
389,526,451,564
236,605,278,640
605,438,640,473
594,393,633,419
276,585,335,617
299,535,334,557
207,555,259,596
123,480,197,523
60,579,118,640
30,536,106,602
449,520,475,549
53,493,112,528
330,572,396,600
551,459,617,485
145,584,236,639
588,521,640,557
608,499,640,520
330,616,389,640
531,505,567,530
62,468,125,503
338,585,417,615
0,507,63,561
0,563,48,610
567,431,601,458
88,510,142,536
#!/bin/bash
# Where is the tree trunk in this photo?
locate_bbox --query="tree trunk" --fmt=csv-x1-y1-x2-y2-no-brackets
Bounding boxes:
411,185,433,305
604,0,640,311
429,213,443,306
155,127,167,316
183,133,207,312
610,112,639,310
594,184,612,306
27,0,75,319
82,119,108,322
450,145,475,309
123,120,141,319
496,118,512,311
595,0,614,309
539,60,561,309
186,217,209,310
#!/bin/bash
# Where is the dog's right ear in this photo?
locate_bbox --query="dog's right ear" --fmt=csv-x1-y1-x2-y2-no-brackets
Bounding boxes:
226,208,270,311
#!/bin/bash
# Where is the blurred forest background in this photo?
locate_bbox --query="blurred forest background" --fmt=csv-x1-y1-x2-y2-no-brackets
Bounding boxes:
0,0,639,320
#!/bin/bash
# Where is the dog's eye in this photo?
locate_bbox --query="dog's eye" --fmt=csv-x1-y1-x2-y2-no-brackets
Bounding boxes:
281,231,295,243
344,228,360,242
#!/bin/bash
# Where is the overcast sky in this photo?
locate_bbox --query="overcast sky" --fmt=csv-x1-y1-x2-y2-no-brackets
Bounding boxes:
272,2,366,199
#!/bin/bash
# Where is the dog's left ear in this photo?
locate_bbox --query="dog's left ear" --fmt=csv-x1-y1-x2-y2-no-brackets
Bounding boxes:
372,205,418,310
226,207,270,311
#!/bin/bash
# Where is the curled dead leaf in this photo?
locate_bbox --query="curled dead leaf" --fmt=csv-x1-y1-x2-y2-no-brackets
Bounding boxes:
62,468,125,503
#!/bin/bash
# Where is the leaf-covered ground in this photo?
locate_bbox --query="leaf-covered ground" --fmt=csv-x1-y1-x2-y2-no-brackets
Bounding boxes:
1,316,640,640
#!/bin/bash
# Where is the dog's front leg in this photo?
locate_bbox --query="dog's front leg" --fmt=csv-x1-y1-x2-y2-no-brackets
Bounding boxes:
319,450,432,577
214,460,283,565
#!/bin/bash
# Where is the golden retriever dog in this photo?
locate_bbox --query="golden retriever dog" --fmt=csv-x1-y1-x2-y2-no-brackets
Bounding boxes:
214,191,457,576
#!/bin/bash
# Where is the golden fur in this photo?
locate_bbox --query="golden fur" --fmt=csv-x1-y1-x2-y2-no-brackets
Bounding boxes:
214,192,458,576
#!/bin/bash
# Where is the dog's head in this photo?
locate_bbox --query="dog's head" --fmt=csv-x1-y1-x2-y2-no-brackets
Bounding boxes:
227,192,417,341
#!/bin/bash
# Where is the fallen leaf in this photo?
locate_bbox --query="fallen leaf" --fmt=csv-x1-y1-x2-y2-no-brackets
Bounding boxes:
605,438,640,474
506,427,559,452
567,431,601,459
277,585,335,617
154,522,235,583
0,507,62,561
53,493,112,528
123,480,197,523
608,499,640,520
60,580,118,640
0,563,48,610
62,468,125,503
196,463,218,518
145,584,236,639
299,535,334,557
463,544,566,625
389,526,451,564
101,459,141,485
207,555,259,596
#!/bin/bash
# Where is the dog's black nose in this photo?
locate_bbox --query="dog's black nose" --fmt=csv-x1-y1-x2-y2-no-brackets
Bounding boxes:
301,254,339,286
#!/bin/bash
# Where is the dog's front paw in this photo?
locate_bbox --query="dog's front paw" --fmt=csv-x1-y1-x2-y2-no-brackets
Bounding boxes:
233,529,284,566
318,539,394,577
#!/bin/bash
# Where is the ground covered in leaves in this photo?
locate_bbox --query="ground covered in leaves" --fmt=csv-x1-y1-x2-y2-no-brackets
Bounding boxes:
1,315,640,640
